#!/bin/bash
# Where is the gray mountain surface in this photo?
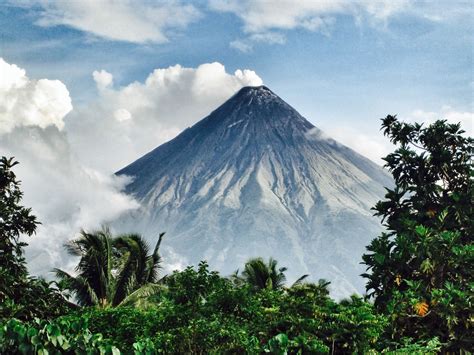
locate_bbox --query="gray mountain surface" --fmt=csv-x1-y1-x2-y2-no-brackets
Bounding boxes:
116,86,392,298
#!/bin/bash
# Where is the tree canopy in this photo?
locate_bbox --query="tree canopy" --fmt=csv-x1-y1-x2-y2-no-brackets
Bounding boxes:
1,113,472,353
0,157,68,321
362,116,473,351
55,228,165,307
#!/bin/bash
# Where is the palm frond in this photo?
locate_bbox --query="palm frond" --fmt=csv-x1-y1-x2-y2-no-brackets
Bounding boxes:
119,283,165,308
146,232,165,283
291,274,309,287
54,268,99,306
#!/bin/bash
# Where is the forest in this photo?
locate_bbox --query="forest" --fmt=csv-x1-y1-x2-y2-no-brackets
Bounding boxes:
1,116,472,354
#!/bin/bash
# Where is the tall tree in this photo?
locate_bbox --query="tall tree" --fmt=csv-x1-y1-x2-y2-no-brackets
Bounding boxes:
0,157,68,320
55,228,165,307
362,116,473,351
0,157,38,282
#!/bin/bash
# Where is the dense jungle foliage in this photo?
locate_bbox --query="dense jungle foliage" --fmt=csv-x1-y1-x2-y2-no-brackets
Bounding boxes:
0,117,472,354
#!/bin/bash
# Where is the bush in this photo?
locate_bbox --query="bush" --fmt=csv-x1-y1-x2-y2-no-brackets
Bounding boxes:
37,263,386,354
0,317,119,354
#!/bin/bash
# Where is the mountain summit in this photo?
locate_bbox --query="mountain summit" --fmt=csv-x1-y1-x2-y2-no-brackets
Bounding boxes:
116,85,392,298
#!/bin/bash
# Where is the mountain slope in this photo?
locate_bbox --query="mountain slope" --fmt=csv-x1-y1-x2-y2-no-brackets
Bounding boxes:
116,86,392,298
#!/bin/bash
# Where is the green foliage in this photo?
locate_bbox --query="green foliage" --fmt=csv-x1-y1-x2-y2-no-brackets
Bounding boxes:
362,116,474,351
0,157,69,321
55,228,165,307
380,337,442,354
0,157,38,273
1,255,386,353
234,257,309,291
56,262,386,354
239,257,289,290
0,317,120,354
4,114,471,354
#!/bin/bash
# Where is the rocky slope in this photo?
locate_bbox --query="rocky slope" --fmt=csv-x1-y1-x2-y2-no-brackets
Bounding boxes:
116,86,392,298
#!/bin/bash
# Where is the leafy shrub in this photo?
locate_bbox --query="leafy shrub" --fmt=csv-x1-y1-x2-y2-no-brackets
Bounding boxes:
0,317,119,354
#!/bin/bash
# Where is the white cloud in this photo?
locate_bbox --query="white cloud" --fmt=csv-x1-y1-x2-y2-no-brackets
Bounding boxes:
2,128,139,276
0,58,138,276
360,0,411,21
316,126,393,165
230,39,253,53
27,0,201,43
231,31,286,52
0,58,72,134
114,108,132,122
212,0,410,51
211,0,473,52
66,62,263,173
410,106,473,136
250,32,286,44
93,69,114,91
319,106,473,166
0,59,262,276
211,0,406,32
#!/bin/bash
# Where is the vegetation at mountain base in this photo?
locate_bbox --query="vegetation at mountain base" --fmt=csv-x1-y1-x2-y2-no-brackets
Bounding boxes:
0,117,472,353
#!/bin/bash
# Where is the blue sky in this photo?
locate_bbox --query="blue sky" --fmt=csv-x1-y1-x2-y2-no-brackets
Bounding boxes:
0,1,472,165
0,0,472,275
2,2,472,118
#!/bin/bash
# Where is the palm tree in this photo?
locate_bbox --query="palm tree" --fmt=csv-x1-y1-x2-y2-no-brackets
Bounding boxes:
112,232,164,306
55,227,165,307
240,257,308,290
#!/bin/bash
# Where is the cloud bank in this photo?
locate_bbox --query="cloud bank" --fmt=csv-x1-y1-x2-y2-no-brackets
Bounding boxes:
323,107,473,165
0,58,263,276
67,62,263,173
0,58,138,275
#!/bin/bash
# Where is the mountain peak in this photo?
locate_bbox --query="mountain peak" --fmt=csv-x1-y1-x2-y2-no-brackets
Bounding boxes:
237,85,272,94
116,84,393,299
204,84,309,130
233,85,277,101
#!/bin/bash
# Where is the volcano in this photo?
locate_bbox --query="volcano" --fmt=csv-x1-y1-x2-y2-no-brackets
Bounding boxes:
116,85,392,298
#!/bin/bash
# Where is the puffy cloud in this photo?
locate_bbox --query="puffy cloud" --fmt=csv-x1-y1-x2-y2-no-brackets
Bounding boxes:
1,58,264,276
1,128,139,275
114,108,132,122
66,62,263,173
93,69,114,91
0,58,72,134
24,0,201,43
0,59,138,276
